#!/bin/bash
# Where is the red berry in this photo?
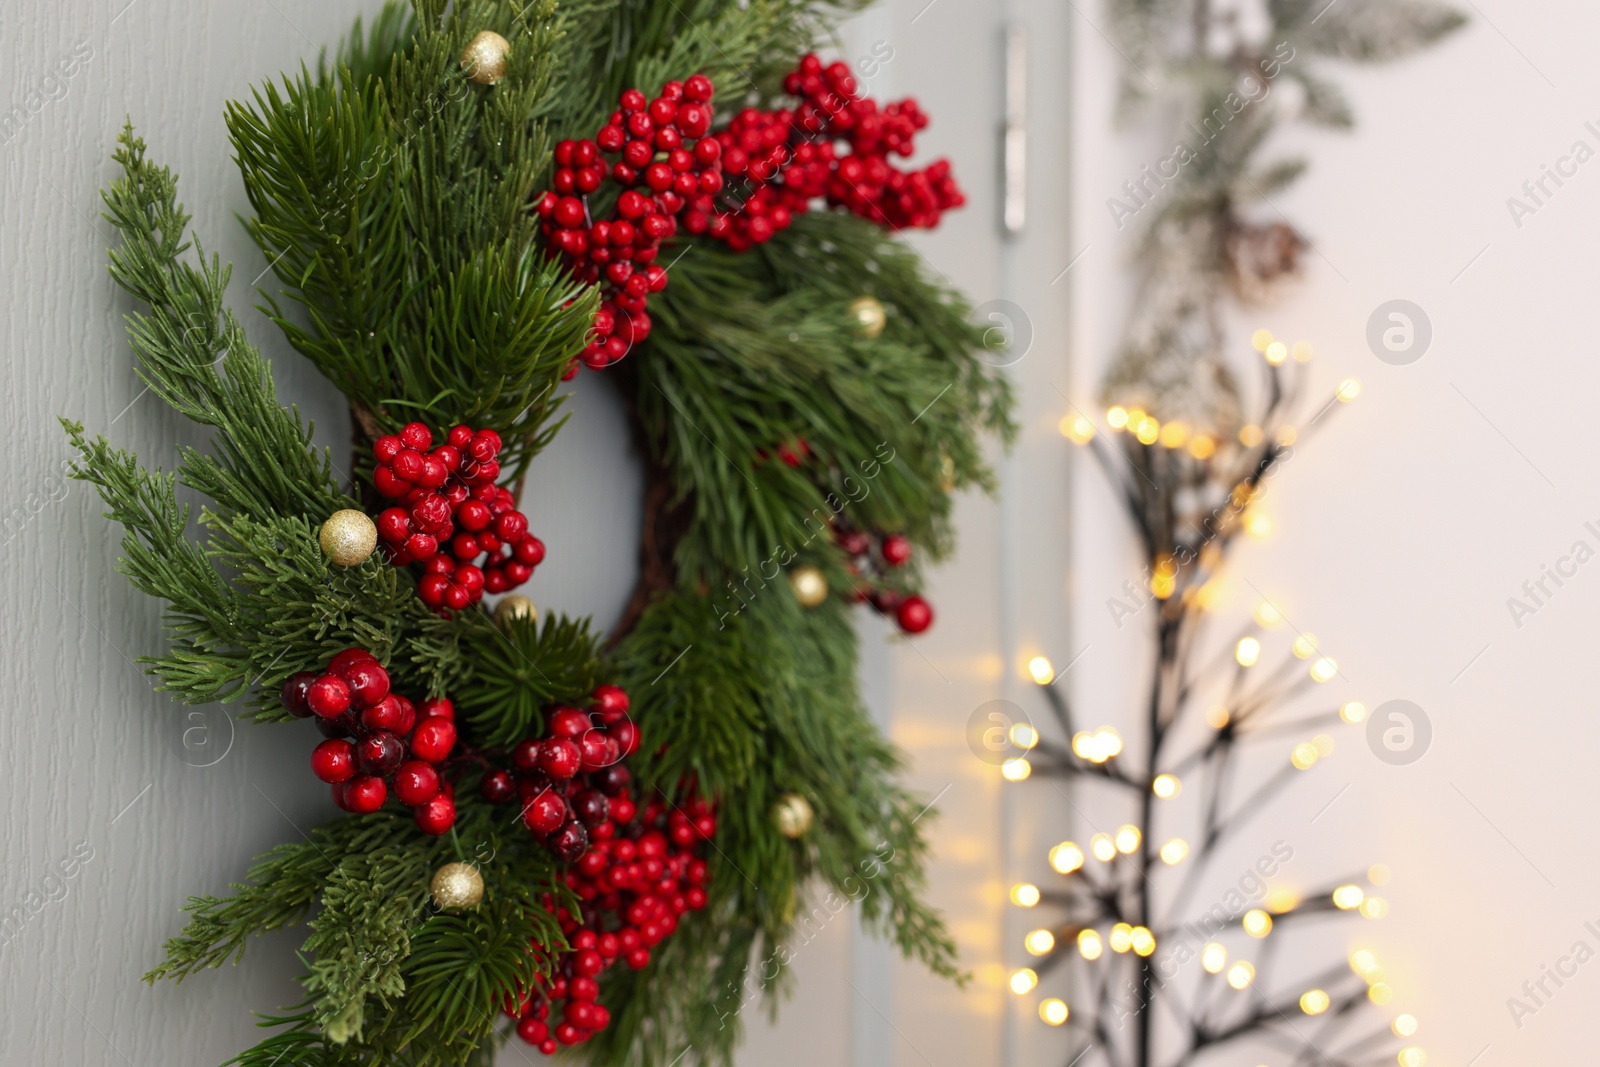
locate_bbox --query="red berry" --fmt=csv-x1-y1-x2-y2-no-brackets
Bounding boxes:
548,707,592,739
523,787,566,834
422,696,455,720
410,716,457,764
517,1018,549,1045
539,737,582,780
361,694,406,733
414,791,456,835
311,738,356,783
895,595,934,634
345,775,388,813
399,422,432,451
280,672,317,718
393,760,440,805
512,738,542,772
357,730,405,776
481,769,516,803
307,674,352,718
683,73,713,102
341,659,391,708
625,947,651,970
374,435,402,462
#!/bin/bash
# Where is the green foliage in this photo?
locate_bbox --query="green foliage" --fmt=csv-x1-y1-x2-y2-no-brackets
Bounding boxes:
456,612,603,746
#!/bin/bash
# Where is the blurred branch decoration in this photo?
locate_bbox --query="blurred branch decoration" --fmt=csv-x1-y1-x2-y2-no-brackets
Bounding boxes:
1008,1,1464,1065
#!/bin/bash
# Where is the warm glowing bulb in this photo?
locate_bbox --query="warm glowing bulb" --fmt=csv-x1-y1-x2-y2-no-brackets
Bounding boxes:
1338,378,1362,402
1227,962,1256,990
1291,742,1320,770
1107,406,1129,429
1010,968,1038,994
1369,864,1392,886
1333,885,1366,910
1074,727,1124,763
1206,705,1231,729
1025,929,1056,955
1160,838,1189,865
1300,989,1331,1015
1276,424,1298,446
1254,601,1283,627
1265,887,1300,914
1077,929,1104,960
1265,341,1289,365
1049,842,1085,874
1350,949,1379,977
1239,424,1264,447
1202,942,1227,974
1246,511,1274,539
1292,633,1318,659
1361,897,1389,919
1313,733,1335,756
1341,701,1367,724
1236,637,1261,667
1010,722,1040,750
1150,571,1177,599
1090,834,1117,862
1115,825,1142,854
1011,883,1041,907
1027,656,1055,685
1369,983,1394,1005
1398,1048,1426,1067
1135,417,1161,445
1187,435,1217,460
1060,413,1096,443
1109,923,1133,953
1394,1014,1419,1037
1039,998,1069,1026
1131,926,1156,957
1292,340,1315,362
1002,757,1032,782
1310,657,1338,682
1242,909,1273,938
1251,329,1274,352
1159,420,1190,449
1152,773,1181,799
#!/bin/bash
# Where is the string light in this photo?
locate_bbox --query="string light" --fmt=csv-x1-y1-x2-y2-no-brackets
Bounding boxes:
1313,734,1335,756
1265,887,1300,913
1187,435,1217,460
1290,742,1319,770
1251,329,1275,352
1254,601,1283,627
1265,341,1289,365
1039,999,1070,1026
1337,378,1362,402
1393,1014,1419,1037
1243,909,1273,938
1010,883,1041,907
1072,727,1123,763
1369,983,1394,1005
1239,424,1264,447
1398,1048,1426,1067
1276,425,1298,446
1114,825,1142,854
1227,962,1256,990
1246,511,1274,539
1010,968,1038,994
1369,863,1392,886
1131,926,1157,957
1025,929,1056,955
1060,413,1096,443
1048,842,1085,874
1333,885,1365,910
1090,833,1117,862
1361,897,1389,919
1235,637,1261,667
1292,633,1318,659
1350,949,1379,978
1135,417,1161,445
1341,701,1367,724
1310,657,1338,682
1202,942,1227,974
1206,705,1231,729
1010,722,1039,749
1300,989,1331,1015
1160,838,1189,865
1107,406,1129,429
1109,923,1133,953
1077,929,1104,960
1002,757,1032,781
1027,656,1055,685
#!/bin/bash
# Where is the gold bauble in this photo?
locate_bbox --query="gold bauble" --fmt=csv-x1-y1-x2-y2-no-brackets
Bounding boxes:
460,30,511,85
772,793,815,839
318,509,378,567
789,565,828,608
493,594,538,627
938,451,957,493
847,295,887,339
430,862,485,909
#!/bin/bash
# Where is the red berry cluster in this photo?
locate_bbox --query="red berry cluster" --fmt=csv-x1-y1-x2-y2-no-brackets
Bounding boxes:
280,649,460,835
681,53,964,251
836,527,934,634
509,791,714,1053
371,422,546,610
537,74,722,372
478,685,642,865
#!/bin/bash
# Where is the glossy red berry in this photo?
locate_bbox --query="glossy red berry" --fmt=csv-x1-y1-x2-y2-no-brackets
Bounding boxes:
393,760,440,805
881,533,912,566
414,791,456,835
307,674,352,718
481,768,516,803
523,787,567,834
341,659,391,708
540,737,582,780
895,594,934,634
280,672,317,718
409,716,457,764
421,696,455,720
310,738,356,783
357,730,406,776
345,775,388,813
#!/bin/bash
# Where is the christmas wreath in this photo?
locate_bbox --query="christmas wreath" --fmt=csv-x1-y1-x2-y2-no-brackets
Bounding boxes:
64,2,1012,1064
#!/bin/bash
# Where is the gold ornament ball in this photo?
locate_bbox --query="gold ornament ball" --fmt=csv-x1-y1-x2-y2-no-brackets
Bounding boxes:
848,295,887,339
494,594,538,627
773,793,815,839
430,862,485,909
461,30,510,85
938,451,957,493
789,565,829,608
319,509,378,567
